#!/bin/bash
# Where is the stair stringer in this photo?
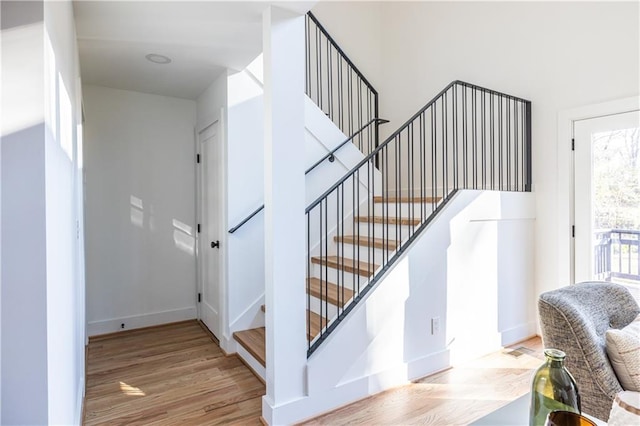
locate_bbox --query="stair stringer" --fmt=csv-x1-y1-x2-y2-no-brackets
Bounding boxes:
265,190,537,425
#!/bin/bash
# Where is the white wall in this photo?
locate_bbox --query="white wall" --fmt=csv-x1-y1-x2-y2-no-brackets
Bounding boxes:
225,64,266,346
310,2,383,97
375,1,639,299
197,72,227,132
270,190,536,424
83,85,198,335
44,1,86,423
1,0,85,423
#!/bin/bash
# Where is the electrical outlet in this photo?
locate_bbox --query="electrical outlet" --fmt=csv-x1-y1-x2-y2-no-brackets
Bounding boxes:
431,317,440,335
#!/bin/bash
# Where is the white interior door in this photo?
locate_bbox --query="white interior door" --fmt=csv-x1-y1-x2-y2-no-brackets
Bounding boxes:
574,110,640,284
197,122,221,338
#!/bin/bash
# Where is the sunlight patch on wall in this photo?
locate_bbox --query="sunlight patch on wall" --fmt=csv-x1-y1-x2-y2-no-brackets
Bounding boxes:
1,23,45,137
130,195,144,228
246,53,264,84
58,72,73,161
173,219,194,255
119,381,145,397
228,67,262,108
45,30,57,138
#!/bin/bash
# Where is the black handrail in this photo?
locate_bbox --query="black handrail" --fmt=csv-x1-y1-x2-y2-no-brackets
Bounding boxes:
228,205,264,234
228,118,387,234
306,118,389,175
305,80,532,356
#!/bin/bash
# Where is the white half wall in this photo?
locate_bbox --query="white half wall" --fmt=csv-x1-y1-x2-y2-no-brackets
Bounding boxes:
267,190,536,424
83,85,198,336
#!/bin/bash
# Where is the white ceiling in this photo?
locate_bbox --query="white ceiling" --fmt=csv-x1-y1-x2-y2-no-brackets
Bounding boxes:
73,1,315,100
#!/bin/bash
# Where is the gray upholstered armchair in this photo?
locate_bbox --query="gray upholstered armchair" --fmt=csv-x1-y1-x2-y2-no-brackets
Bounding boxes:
538,282,640,421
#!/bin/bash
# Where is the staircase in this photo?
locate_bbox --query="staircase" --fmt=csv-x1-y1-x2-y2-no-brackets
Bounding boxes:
231,12,532,376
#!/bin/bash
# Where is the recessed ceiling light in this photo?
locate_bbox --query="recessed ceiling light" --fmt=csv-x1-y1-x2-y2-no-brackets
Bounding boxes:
145,53,172,65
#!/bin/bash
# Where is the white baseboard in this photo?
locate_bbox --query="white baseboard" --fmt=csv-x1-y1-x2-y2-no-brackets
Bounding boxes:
266,349,450,425
501,321,537,346
87,307,197,336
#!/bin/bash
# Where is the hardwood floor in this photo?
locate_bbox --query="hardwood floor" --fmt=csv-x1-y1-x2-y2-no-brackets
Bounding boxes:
84,322,543,426
300,337,544,425
83,320,264,425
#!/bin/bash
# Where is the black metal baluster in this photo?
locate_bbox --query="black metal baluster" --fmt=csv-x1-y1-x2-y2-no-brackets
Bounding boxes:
514,100,519,191
472,87,477,188
506,97,511,190
432,103,437,210
463,85,468,188
498,95,503,190
453,84,458,189
307,211,311,349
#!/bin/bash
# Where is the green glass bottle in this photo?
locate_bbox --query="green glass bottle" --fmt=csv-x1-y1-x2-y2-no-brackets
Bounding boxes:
529,348,581,426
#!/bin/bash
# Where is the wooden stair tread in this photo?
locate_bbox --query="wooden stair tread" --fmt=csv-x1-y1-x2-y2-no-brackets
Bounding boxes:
238,310,328,344
307,277,354,307
311,255,379,277
334,235,398,251
373,195,441,203
308,310,328,341
355,215,421,226
233,327,266,367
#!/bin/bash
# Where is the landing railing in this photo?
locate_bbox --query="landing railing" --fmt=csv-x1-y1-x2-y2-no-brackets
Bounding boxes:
306,80,532,356
306,12,379,158
594,229,640,282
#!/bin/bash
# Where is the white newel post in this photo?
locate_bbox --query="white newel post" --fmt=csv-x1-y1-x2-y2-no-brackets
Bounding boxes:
262,6,307,425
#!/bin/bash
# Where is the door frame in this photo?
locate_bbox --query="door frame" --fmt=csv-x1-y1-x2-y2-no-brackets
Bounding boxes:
557,96,640,286
195,111,227,342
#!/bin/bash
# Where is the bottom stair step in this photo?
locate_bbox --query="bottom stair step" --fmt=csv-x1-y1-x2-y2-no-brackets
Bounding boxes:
233,327,266,367
233,310,328,363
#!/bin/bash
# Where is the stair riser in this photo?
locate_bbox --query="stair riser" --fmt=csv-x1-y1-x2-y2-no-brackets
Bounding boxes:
357,222,414,240
373,202,437,217
310,263,370,289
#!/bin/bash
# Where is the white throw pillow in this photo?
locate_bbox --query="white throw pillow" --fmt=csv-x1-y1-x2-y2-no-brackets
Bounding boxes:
606,313,640,392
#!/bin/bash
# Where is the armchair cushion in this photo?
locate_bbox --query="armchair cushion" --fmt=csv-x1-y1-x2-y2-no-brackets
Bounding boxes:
606,313,640,391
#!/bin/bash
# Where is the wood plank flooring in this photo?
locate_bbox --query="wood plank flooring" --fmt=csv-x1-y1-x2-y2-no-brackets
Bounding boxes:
83,320,264,425
84,322,544,426
300,336,544,425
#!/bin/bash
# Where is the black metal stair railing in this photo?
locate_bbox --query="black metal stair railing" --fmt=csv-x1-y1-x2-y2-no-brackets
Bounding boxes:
305,80,532,356
306,12,379,158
